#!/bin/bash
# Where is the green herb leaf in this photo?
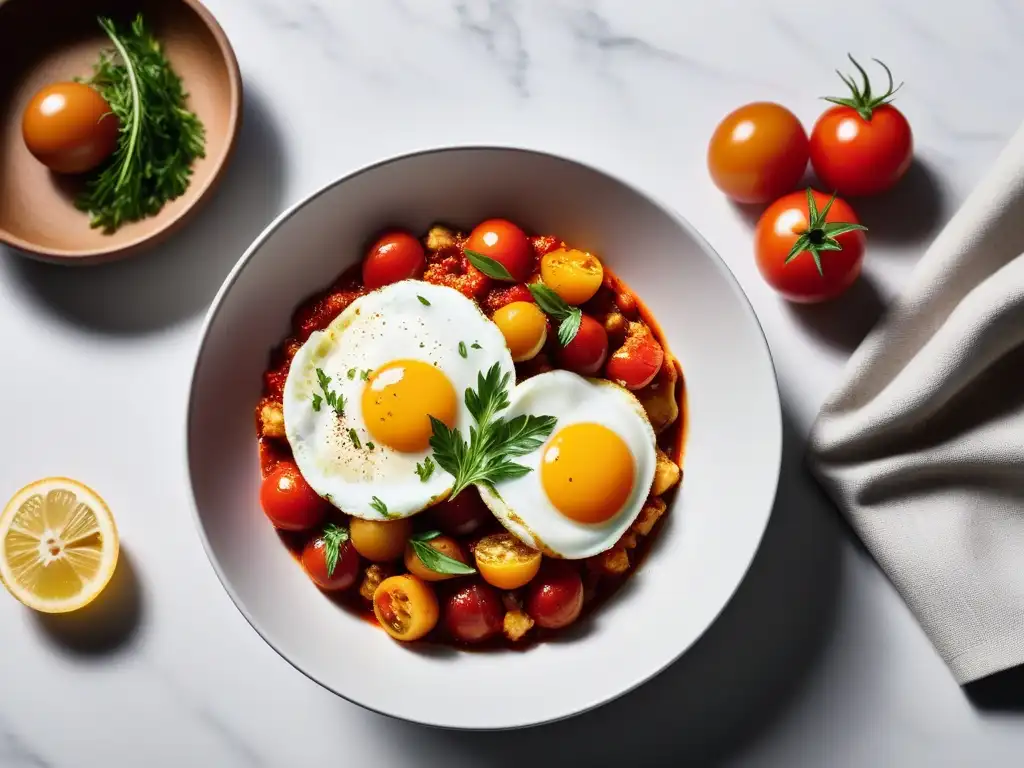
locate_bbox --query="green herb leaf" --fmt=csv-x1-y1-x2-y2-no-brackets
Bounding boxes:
366,442,375,451
415,456,436,482
409,533,476,576
465,249,515,281
360,369,370,382
471,342,482,350
76,15,206,233
347,368,357,380
417,295,431,306
458,341,468,358
311,393,323,411
348,428,361,449
321,524,350,578
528,282,583,346
370,496,393,519
315,368,345,416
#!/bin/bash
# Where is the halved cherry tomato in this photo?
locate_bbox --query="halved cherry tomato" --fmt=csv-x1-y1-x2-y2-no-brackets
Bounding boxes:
445,582,503,643
349,517,412,562
810,57,913,197
362,231,425,290
302,532,360,591
605,321,664,390
429,490,492,537
404,534,471,582
541,248,604,305
707,102,809,204
755,189,867,303
466,219,533,282
556,315,608,375
373,575,439,642
474,533,542,589
260,462,327,531
525,561,583,629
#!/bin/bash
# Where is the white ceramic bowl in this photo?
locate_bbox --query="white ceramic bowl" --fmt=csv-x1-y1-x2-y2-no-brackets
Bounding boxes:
187,147,781,730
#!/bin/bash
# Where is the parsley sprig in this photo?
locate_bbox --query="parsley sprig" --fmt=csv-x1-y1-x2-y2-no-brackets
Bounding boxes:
528,283,583,345
321,524,349,578
370,496,394,519
429,363,557,498
409,531,476,576
314,368,344,416
415,456,436,482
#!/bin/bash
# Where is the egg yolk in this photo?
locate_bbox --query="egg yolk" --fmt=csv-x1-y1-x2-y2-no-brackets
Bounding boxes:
362,360,457,452
540,422,634,524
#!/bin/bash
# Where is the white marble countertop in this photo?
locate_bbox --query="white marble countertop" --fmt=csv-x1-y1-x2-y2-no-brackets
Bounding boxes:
3,0,1024,765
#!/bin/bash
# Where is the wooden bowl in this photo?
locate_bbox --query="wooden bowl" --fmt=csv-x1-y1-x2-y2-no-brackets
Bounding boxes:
0,0,241,264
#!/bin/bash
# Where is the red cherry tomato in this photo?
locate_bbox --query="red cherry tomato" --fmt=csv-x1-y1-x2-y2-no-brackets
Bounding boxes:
525,561,583,629
809,57,913,197
605,322,664,390
362,231,425,290
707,102,809,204
429,489,492,537
301,533,360,591
466,219,533,282
445,582,504,643
556,315,608,375
260,462,327,531
755,189,867,303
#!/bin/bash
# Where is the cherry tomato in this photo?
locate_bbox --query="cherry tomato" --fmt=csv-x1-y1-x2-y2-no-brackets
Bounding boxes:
755,189,867,303
349,517,412,562
810,57,913,197
605,321,664,390
474,533,542,590
404,535,470,582
466,219,533,282
445,582,504,643
556,315,608,375
707,102,809,204
260,462,327,531
493,301,548,362
22,82,120,174
373,575,439,642
362,231,425,290
301,531,360,591
525,561,584,629
540,248,604,305
429,490,492,537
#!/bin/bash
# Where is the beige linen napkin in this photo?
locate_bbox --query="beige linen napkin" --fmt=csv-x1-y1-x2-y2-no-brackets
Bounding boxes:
808,122,1024,684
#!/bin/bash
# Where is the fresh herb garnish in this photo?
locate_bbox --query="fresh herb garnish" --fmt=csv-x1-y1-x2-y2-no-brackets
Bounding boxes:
76,15,206,233
347,368,357,380
458,341,468,358
360,369,371,382
471,342,482,350
348,428,361,449
785,188,868,276
312,393,323,411
465,249,515,282
415,456,436,482
370,496,393,519
417,295,431,306
429,363,557,498
315,368,345,416
321,524,350,578
366,442,375,451
409,530,477,576
528,283,583,346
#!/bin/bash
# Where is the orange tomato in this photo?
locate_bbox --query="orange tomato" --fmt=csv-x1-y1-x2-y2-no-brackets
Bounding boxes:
373,575,439,641
22,82,119,174
474,533,542,589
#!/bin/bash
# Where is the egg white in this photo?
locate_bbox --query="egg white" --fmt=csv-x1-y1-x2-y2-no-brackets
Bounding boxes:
478,370,657,559
283,280,515,520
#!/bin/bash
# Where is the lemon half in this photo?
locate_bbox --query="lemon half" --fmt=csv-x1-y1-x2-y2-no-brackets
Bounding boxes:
0,478,119,613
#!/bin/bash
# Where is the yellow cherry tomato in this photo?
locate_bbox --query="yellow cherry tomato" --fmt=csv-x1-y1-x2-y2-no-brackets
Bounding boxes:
373,574,439,641
350,517,412,562
474,533,542,589
540,248,604,305
492,301,547,362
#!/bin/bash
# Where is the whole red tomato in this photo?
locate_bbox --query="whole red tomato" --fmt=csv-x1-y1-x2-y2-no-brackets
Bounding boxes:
755,188,867,303
810,56,913,197
362,231,425,290
260,462,327,531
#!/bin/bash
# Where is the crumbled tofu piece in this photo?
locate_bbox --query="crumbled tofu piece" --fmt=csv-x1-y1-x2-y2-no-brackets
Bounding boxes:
425,224,457,251
631,497,667,537
359,564,394,602
259,401,285,439
652,449,682,496
600,546,630,575
636,359,679,434
618,531,639,550
503,610,535,642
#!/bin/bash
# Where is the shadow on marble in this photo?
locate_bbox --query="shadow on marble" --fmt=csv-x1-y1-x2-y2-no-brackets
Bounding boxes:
33,548,144,658
377,407,846,765
2,82,287,335
786,272,885,352
966,665,1024,712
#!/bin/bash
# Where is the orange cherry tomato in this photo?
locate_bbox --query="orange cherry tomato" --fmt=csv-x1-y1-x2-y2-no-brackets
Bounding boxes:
605,322,664,391
259,462,327,531
349,517,412,562
474,533,542,590
755,189,867,303
707,102,808,204
22,82,120,174
466,219,533,282
404,534,471,582
373,575,439,641
362,231,425,290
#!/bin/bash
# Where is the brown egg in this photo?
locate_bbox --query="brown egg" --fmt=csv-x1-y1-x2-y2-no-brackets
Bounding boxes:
22,82,120,174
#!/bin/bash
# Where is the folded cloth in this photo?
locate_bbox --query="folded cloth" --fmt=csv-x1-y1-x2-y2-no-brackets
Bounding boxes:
808,122,1024,684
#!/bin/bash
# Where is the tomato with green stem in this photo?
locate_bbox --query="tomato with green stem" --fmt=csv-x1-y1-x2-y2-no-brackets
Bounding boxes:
754,188,868,303
810,56,913,197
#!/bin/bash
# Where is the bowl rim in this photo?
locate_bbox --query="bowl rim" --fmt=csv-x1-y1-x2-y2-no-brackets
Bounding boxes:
185,145,783,730
0,0,242,264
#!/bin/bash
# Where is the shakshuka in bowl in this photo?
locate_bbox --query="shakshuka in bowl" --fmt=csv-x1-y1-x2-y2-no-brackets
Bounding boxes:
187,147,781,729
